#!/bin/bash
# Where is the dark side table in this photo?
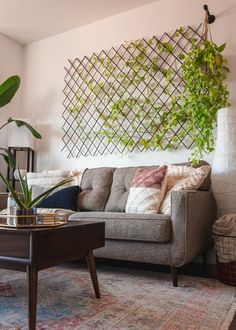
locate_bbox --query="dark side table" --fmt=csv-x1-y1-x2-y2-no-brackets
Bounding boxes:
0,220,105,330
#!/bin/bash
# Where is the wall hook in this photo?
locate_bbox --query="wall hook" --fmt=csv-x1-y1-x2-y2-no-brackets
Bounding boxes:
203,4,215,24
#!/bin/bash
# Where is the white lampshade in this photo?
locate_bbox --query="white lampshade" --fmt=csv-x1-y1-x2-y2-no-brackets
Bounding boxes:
13,169,27,180
212,107,236,216
8,118,35,150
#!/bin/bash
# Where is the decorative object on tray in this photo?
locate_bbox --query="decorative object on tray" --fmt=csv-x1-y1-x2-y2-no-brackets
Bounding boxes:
0,212,68,228
0,169,71,226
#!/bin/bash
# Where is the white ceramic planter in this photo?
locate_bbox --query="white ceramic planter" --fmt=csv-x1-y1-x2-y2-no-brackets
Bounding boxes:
211,107,236,217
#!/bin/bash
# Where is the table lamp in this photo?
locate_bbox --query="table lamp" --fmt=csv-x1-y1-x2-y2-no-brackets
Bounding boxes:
7,118,35,150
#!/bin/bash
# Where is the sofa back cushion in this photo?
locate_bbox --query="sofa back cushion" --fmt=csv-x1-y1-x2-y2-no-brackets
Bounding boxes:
105,161,211,212
78,167,115,211
105,166,158,212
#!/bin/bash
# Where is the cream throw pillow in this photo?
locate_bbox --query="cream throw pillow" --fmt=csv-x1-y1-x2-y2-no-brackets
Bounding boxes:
125,165,168,214
27,169,85,188
159,165,211,215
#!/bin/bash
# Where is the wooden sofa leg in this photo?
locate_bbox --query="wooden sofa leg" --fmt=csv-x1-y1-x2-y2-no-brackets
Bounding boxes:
170,266,178,287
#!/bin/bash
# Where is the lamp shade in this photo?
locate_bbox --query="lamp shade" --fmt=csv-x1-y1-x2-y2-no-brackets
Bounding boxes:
211,107,236,216
7,118,35,150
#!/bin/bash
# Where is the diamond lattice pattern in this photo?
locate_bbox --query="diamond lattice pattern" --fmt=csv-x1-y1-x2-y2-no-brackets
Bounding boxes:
62,25,203,157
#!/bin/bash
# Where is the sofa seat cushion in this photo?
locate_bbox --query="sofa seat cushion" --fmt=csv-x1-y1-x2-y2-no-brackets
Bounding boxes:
69,212,171,243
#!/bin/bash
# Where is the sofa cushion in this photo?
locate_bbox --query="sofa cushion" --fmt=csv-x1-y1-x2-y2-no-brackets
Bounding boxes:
78,167,115,211
27,169,85,188
105,166,158,212
36,186,81,211
174,160,211,191
160,164,211,215
69,212,171,243
125,166,167,214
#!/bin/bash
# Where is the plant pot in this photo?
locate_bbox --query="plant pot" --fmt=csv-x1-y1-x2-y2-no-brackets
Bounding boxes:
13,207,37,226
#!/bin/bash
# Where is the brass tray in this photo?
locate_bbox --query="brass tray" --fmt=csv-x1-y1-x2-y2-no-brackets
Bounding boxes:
0,213,68,228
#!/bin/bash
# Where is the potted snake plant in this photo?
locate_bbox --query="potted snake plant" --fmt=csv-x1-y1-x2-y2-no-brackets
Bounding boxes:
0,170,71,224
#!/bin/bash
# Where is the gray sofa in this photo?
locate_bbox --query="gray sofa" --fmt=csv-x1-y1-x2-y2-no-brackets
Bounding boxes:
0,161,217,286
69,161,216,286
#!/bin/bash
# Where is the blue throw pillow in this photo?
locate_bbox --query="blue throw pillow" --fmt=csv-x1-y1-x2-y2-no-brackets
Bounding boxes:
37,186,81,211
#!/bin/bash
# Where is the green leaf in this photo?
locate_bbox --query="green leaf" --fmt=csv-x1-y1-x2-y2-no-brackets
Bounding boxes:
0,173,24,208
0,148,16,168
191,37,199,44
217,43,226,52
0,75,20,108
8,118,42,139
30,178,72,208
178,53,185,60
152,64,158,72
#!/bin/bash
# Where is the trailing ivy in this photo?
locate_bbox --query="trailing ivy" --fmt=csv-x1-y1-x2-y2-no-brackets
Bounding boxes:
66,25,229,161
172,40,230,163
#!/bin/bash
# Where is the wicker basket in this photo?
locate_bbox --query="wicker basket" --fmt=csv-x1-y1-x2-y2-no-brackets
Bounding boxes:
212,233,236,285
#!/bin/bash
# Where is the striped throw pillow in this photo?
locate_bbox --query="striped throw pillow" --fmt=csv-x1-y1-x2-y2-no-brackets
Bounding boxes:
159,164,211,215
27,169,85,188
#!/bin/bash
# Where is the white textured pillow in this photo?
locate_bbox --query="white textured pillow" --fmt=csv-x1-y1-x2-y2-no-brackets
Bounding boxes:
27,169,85,188
125,166,168,214
159,164,211,215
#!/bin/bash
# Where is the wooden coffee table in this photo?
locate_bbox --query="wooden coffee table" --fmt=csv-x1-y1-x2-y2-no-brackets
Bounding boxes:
0,220,105,330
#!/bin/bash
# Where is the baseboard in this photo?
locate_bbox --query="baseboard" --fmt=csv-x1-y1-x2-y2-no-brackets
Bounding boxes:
90,258,218,279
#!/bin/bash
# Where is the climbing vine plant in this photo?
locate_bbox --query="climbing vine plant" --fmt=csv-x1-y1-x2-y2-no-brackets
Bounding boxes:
62,24,206,158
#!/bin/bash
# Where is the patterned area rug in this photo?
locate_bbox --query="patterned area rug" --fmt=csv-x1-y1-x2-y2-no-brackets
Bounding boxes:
0,283,15,297
0,263,235,329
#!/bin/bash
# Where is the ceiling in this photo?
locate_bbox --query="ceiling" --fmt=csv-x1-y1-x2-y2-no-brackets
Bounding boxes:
0,0,158,45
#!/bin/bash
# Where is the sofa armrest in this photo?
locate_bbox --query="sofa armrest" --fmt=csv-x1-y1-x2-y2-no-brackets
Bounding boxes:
170,190,217,267
0,193,8,211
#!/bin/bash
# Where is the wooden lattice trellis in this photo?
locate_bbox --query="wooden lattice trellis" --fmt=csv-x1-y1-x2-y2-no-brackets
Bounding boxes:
62,24,203,157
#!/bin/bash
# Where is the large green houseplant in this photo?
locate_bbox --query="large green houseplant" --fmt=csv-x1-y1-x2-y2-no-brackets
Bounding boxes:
0,75,71,221
0,75,41,167
0,75,69,219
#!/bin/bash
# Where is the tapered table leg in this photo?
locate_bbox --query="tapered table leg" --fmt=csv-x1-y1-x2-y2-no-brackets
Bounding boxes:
27,265,38,330
86,249,101,298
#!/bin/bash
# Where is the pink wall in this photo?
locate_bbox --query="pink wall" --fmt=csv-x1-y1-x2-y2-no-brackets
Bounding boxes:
22,0,236,171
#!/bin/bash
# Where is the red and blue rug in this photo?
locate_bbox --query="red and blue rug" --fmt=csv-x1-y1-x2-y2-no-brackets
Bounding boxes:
0,263,235,329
